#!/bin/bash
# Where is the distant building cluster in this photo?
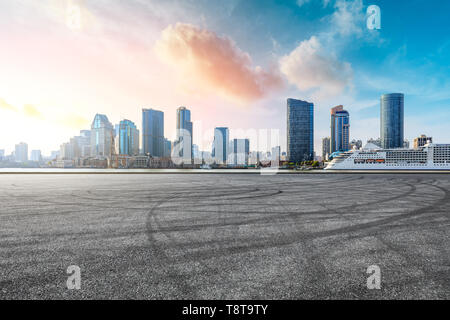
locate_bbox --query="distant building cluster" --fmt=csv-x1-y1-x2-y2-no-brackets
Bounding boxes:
1,92,437,169
320,93,432,162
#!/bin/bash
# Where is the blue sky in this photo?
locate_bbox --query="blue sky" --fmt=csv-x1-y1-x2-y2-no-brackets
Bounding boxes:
0,0,449,155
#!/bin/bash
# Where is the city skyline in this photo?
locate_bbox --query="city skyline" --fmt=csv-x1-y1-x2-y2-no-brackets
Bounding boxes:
1,0,450,155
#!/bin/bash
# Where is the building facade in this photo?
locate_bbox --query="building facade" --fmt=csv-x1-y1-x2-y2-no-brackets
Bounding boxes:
322,137,331,160
381,93,404,149
287,98,314,162
330,105,350,153
30,150,42,162
164,138,172,158
229,139,250,166
90,114,115,159
142,108,164,157
414,135,432,149
118,119,139,156
212,127,229,165
271,146,281,162
15,142,28,162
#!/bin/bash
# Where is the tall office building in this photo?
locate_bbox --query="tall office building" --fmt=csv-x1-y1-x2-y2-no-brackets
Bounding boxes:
229,139,250,166
175,106,193,161
118,120,139,156
322,137,331,160
90,114,115,158
414,135,432,149
330,105,350,153
15,142,28,162
381,93,404,149
142,108,164,157
212,127,229,165
287,98,314,162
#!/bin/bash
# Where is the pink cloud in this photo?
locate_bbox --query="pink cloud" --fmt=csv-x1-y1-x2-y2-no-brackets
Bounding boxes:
155,23,283,102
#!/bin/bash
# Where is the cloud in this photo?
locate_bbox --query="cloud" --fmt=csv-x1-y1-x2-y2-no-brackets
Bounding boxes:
0,98,18,112
279,36,353,98
331,0,365,37
23,104,44,119
154,23,283,102
296,0,311,7
59,114,90,129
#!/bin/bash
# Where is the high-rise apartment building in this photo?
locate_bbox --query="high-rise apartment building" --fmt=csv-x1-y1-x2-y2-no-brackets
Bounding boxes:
287,99,314,162
381,93,404,149
142,108,164,157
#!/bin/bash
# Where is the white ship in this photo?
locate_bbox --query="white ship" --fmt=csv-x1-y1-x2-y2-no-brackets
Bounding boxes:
325,143,450,170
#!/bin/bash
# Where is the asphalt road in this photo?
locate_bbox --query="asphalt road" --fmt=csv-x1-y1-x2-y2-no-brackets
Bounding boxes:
0,173,449,299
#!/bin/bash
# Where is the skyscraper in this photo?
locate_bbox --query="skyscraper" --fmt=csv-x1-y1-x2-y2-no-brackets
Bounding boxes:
175,106,193,162
15,142,28,162
118,119,139,156
142,108,164,157
330,105,350,153
212,127,229,165
322,137,331,160
381,93,404,149
287,98,314,162
90,114,115,158
229,139,250,166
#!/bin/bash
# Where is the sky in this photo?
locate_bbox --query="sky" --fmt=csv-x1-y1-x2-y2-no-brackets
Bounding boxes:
1,0,449,156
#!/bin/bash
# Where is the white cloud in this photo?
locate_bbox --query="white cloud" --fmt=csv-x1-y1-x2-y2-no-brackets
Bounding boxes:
279,36,353,98
296,0,311,7
331,0,365,37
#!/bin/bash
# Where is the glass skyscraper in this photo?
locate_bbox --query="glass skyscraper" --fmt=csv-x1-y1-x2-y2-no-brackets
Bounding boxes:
229,138,250,166
212,127,229,165
142,108,164,157
175,106,193,161
119,119,139,156
381,93,404,149
287,98,314,162
90,114,114,159
330,105,350,153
